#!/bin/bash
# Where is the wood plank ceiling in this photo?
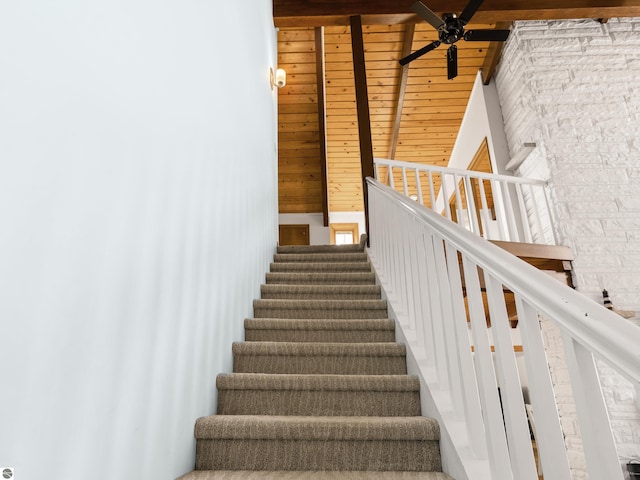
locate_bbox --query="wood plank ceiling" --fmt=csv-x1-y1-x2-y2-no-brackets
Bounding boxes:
275,1,640,215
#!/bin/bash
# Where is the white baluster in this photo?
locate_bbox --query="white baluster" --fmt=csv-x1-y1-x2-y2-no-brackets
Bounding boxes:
428,170,436,212
402,167,409,197
516,297,571,480
445,243,486,446
515,183,533,243
462,255,513,477
562,335,624,480
464,176,480,235
485,274,538,479
415,168,424,205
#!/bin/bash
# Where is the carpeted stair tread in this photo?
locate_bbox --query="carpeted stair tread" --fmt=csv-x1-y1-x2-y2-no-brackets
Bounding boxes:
273,253,369,263
178,471,454,480
244,318,395,343
269,262,372,273
253,299,388,319
216,374,421,416
195,415,439,440
260,284,381,300
233,342,407,375
265,272,376,285
194,416,442,471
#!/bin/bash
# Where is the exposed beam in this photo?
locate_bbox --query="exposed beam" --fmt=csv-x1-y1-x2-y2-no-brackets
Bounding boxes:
274,0,640,27
481,22,512,84
350,15,374,243
350,15,374,182
315,26,330,226
276,14,415,28
388,24,415,160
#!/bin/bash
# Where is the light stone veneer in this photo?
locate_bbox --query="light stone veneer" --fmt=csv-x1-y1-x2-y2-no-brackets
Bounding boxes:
495,18,640,479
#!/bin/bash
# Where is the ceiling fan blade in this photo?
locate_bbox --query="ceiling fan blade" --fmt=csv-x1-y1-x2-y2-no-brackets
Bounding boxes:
411,1,445,30
447,45,458,80
464,29,511,42
399,40,441,66
458,0,485,24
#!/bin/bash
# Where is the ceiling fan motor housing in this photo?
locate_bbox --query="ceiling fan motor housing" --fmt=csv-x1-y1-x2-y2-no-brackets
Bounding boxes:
439,14,465,44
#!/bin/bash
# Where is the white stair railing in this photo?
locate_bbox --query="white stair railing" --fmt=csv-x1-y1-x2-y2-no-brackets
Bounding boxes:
367,178,640,480
374,157,557,245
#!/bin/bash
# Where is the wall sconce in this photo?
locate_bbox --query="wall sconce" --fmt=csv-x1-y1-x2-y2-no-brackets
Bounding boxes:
270,67,286,89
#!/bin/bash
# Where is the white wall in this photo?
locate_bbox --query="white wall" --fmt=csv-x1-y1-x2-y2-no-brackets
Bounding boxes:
0,1,278,479
278,212,367,245
447,72,511,174
441,73,513,225
495,18,640,477
279,213,330,245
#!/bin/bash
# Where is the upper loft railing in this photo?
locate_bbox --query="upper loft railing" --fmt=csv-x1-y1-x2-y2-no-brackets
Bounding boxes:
366,178,640,480
374,157,557,245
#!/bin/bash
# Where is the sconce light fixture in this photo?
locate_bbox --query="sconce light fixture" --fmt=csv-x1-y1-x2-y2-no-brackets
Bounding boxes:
270,67,286,89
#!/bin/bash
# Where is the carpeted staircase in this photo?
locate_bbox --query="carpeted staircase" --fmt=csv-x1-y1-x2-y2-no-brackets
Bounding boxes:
178,240,453,480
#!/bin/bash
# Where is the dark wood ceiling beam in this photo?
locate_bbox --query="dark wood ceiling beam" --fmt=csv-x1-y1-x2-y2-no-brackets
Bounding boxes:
274,0,640,27
315,26,330,226
350,15,374,243
276,14,415,28
481,22,512,84
388,24,415,160
350,15,374,181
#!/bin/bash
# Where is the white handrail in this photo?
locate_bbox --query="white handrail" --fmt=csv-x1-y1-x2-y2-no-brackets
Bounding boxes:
367,178,640,480
374,157,557,245
375,157,547,185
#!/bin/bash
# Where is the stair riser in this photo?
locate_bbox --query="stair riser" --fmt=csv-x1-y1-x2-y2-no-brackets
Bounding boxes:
244,330,395,343
273,254,369,263
217,390,421,416
277,244,364,254
260,293,381,300
233,355,407,375
179,472,453,479
195,438,442,471
265,274,376,285
244,319,396,343
269,263,372,273
253,308,388,320
277,245,364,254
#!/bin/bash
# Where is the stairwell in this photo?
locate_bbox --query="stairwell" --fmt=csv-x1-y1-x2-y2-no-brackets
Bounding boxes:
178,241,453,480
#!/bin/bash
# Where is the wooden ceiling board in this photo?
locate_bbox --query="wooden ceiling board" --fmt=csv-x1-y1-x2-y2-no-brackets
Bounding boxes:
277,26,325,214
276,2,640,214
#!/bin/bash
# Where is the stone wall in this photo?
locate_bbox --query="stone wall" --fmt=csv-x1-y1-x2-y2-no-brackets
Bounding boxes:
495,18,640,478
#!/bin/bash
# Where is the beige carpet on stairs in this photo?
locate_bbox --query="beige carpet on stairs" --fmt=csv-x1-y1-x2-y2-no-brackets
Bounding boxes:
178,472,453,480
177,241,454,480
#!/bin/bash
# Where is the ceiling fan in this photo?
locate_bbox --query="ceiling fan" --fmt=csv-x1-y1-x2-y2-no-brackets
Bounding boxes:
399,0,511,79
